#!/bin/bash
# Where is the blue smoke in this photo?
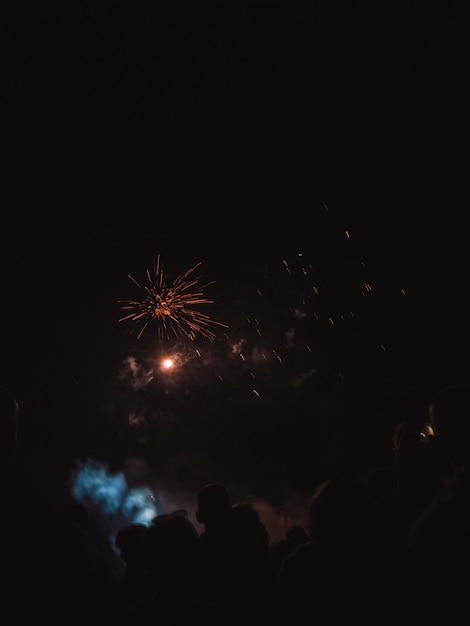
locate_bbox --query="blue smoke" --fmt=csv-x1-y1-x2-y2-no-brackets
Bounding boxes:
70,458,158,546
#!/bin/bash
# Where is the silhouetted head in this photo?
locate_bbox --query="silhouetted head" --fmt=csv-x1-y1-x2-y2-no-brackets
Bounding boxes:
0,385,19,473
116,523,148,570
231,502,259,533
231,501,269,547
144,513,201,586
284,524,309,544
196,483,231,529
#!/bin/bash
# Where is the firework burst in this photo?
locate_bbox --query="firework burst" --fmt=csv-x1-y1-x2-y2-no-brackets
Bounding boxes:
118,254,228,341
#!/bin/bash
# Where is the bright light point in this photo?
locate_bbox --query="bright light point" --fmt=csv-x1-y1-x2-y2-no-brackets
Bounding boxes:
162,358,174,370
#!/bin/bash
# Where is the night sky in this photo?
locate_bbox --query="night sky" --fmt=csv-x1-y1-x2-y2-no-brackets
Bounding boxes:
3,4,468,536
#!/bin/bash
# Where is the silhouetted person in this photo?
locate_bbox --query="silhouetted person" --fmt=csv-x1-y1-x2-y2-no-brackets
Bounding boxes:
270,524,309,571
231,501,277,614
275,475,376,625
196,483,276,625
115,522,148,581
392,416,441,532
118,511,218,625
231,500,270,552
364,463,417,623
103,522,151,621
196,483,239,613
365,465,397,544
408,384,470,621
0,384,93,623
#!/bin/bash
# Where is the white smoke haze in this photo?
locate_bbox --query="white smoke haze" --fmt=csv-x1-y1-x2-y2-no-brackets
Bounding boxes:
119,356,154,390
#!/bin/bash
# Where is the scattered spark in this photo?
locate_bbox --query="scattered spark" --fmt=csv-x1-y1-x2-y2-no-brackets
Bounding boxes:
118,254,228,341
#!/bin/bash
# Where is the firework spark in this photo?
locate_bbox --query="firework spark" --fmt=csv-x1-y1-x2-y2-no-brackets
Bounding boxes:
118,254,228,341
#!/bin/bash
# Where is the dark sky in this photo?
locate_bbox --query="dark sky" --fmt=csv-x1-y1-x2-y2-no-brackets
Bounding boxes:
3,4,469,529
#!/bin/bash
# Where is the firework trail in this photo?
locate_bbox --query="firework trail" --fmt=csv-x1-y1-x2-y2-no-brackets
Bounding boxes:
118,254,228,341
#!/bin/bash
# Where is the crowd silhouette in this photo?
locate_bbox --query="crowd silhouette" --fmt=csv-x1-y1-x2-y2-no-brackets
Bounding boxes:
1,382,469,624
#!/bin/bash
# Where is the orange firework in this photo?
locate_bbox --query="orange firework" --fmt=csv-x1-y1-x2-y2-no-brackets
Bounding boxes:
118,254,227,341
